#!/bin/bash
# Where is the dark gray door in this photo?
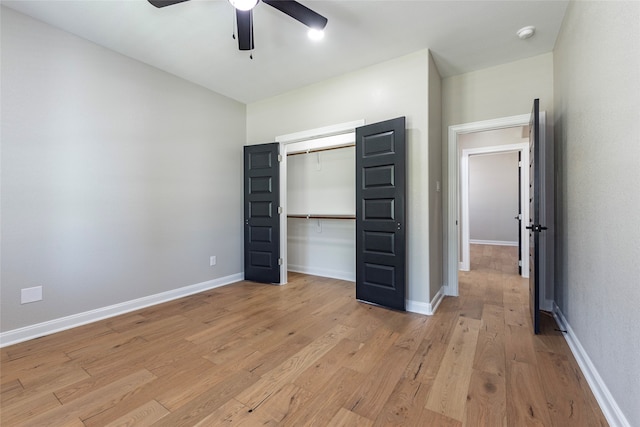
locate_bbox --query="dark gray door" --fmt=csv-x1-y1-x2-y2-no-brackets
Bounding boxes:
355,117,406,311
527,99,545,334
244,143,280,283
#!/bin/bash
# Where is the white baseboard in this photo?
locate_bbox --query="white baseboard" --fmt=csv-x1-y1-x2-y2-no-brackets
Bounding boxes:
287,264,355,282
552,303,631,427
0,273,243,348
469,239,518,246
406,286,444,316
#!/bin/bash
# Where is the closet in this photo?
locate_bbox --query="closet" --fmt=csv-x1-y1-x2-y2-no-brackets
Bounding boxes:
244,117,407,311
286,144,356,282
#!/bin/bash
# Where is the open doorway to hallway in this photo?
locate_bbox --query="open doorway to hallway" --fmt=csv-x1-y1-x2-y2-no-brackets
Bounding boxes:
457,126,529,279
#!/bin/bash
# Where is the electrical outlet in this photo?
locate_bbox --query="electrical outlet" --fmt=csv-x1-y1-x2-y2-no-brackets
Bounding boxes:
21,286,43,304
210,256,217,266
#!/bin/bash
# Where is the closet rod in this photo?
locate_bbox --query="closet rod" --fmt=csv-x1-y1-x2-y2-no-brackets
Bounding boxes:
287,143,355,157
287,214,356,220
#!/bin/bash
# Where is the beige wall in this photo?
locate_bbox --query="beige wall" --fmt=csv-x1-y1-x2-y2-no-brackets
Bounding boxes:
248,50,443,305
442,53,553,128
1,8,246,332
428,54,443,300
553,1,640,425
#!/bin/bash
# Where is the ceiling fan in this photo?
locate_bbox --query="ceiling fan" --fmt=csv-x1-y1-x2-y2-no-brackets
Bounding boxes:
148,0,328,51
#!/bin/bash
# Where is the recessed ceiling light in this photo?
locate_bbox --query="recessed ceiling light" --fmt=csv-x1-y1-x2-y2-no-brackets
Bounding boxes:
308,28,325,41
517,26,536,40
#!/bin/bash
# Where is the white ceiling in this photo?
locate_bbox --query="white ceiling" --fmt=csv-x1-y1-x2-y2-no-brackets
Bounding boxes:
2,0,569,104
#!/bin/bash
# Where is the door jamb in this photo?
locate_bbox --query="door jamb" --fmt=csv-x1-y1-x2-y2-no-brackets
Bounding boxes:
275,120,365,285
446,113,530,296
460,143,530,278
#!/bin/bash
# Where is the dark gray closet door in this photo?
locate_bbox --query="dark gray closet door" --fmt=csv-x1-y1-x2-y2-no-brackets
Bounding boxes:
355,117,406,311
244,143,280,283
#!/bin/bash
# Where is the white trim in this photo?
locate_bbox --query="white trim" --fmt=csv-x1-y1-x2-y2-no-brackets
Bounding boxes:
459,152,470,271
447,113,530,297
275,120,364,144
0,273,243,348
284,133,355,155
406,286,444,316
406,300,432,316
287,264,355,282
276,120,365,285
469,239,518,247
553,304,631,427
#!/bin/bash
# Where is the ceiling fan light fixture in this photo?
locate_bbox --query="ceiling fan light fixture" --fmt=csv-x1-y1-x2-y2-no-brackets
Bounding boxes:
229,0,258,11
307,28,325,41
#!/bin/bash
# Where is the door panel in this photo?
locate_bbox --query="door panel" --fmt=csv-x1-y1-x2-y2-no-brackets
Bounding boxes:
528,99,543,334
244,143,280,283
356,117,406,311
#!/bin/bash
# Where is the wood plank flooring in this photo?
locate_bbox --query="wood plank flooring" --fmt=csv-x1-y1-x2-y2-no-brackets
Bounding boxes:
1,245,608,426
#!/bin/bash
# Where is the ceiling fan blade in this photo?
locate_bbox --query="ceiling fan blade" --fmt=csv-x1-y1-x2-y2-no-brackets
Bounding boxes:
262,0,327,30
148,0,191,8
236,9,255,51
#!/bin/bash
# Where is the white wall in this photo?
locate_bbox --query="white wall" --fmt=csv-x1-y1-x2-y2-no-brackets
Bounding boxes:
442,53,554,290
286,147,355,280
553,1,640,425
248,50,442,306
287,148,355,216
0,8,246,333
468,152,519,243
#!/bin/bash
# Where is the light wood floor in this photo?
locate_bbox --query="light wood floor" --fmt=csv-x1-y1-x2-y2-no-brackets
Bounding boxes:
1,245,608,426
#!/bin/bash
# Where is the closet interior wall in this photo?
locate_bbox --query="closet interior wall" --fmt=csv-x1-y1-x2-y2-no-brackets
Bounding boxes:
286,146,356,281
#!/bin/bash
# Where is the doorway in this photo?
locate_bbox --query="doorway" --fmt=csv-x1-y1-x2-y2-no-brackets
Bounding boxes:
459,135,529,278
446,112,552,311
446,114,530,297
275,120,364,285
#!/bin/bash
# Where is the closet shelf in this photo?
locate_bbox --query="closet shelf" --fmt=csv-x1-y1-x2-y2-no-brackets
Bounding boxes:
287,214,356,220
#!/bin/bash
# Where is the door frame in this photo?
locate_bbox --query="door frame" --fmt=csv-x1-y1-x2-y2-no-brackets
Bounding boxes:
446,112,546,297
460,143,530,278
275,120,365,285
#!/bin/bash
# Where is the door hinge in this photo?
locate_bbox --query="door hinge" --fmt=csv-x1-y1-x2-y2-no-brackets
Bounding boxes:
518,260,522,267
519,161,523,167
278,154,283,162
278,258,283,266
278,206,283,214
